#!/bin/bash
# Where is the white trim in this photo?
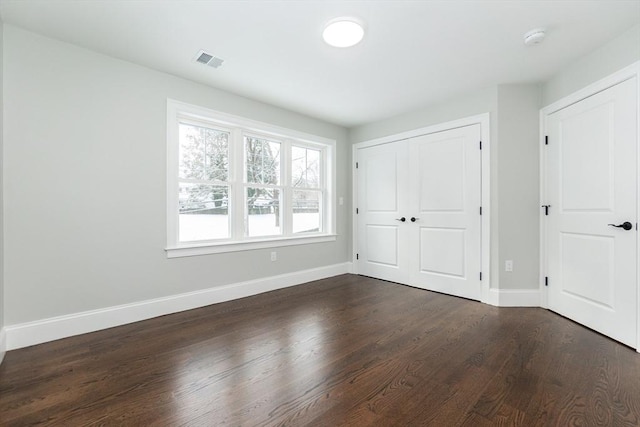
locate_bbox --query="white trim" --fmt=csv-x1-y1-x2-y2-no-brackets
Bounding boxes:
637,63,640,353
169,99,336,146
353,113,489,149
540,61,640,351
539,108,549,310
484,287,500,306
352,113,492,304
542,62,640,116
487,289,541,307
351,144,359,273
345,261,355,274
166,234,337,258
0,328,6,365
479,115,491,304
166,99,336,256
5,263,350,351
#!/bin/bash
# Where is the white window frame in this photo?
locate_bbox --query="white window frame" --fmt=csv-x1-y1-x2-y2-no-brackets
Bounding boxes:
166,99,336,258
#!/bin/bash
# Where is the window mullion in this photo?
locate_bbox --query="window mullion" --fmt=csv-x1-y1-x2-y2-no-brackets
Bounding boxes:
168,99,334,254
231,128,244,240
282,140,293,236
179,178,228,186
323,146,329,233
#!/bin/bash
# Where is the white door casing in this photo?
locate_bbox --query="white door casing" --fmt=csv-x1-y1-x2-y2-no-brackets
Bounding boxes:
544,76,638,348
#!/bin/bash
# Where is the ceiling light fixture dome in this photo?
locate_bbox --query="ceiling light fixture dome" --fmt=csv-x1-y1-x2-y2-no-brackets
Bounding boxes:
323,18,364,48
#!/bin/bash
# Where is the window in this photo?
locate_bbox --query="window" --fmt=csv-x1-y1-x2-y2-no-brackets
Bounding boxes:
245,135,282,237
291,145,322,234
166,100,336,257
178,122,230,242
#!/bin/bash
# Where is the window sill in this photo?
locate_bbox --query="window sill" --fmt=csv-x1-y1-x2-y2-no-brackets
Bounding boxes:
165,234,337,258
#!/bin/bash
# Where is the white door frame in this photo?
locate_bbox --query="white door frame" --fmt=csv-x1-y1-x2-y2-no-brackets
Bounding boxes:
539,61,640,351
352,113,492,304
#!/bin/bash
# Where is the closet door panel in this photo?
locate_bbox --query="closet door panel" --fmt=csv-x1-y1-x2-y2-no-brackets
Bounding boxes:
356,142,411,284
409,125,482,301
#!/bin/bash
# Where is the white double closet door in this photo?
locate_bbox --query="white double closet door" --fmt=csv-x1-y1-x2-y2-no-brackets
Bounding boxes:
357,125,482,301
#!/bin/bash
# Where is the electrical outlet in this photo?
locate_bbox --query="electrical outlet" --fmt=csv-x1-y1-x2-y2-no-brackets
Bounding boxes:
271,251,277,262
505,260,513,272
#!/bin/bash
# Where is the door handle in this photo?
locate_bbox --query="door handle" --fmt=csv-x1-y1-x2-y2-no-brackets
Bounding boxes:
410,217,420,222
395,217,406,222
608,221,633,231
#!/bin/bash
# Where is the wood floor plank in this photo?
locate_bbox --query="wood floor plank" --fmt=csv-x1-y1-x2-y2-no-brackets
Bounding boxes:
1,274,639,426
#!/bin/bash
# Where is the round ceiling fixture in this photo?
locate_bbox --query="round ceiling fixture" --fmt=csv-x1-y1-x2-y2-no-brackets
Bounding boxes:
523,28,546,46
323,19,364,48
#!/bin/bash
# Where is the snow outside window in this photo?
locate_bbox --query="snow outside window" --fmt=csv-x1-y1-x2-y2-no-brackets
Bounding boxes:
166,100,336,257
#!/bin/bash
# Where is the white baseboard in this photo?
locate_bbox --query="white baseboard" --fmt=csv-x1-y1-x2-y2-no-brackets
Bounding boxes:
0,328,6,365
346,261,354,274
487,288,541,307
5,262,350,351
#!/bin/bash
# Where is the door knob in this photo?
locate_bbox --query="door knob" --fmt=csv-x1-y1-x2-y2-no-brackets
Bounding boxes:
395,217,406,222
410,217,420,222
608,221,633,231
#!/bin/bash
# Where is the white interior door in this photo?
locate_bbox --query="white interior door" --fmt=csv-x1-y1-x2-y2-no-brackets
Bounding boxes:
356,142,411,284
356,124,482,301
546,77,637,348
408,125,482,300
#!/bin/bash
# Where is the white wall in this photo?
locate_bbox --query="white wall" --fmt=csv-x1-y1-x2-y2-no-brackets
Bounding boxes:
0,20,5,363
496,85,541,290
542,24,640,106
3,25,350,326
348,87,499,144
349,22,640,293
3,20,637,339
350,84,544,291
350,87,502,290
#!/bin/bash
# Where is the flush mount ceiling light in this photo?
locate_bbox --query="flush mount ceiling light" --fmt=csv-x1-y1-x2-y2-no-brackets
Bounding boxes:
323,19,364,48
523,28,546,46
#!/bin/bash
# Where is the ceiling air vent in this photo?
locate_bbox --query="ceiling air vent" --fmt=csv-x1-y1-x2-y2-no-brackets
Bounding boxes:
195,50,224,69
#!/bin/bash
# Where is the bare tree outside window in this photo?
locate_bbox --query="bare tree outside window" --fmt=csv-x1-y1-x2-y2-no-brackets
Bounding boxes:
168,100,333,253
178,123,230,241
292,145,319,188
292,146,321,233
245,136,281,236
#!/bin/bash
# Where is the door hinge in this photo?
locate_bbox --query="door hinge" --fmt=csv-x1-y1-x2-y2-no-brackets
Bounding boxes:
480,272,483,281
479,140,482,150
479,206,482,215
541,205,550,215
356,162,359,169
545,276,549,287
356,253,359,260
356,208,359,214
545,135,548,146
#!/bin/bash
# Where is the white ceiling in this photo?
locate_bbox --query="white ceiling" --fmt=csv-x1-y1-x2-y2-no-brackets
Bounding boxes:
1,0,639,127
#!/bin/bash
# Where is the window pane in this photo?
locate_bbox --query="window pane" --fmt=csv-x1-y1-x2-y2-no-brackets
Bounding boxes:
246,187,281,237
245,136,280,185
292,146,320,188
293,190,321,234
179,183,229,241
179,123,229,181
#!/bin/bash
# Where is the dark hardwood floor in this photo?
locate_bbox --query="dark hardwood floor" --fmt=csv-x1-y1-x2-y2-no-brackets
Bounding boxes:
1,274,639,426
